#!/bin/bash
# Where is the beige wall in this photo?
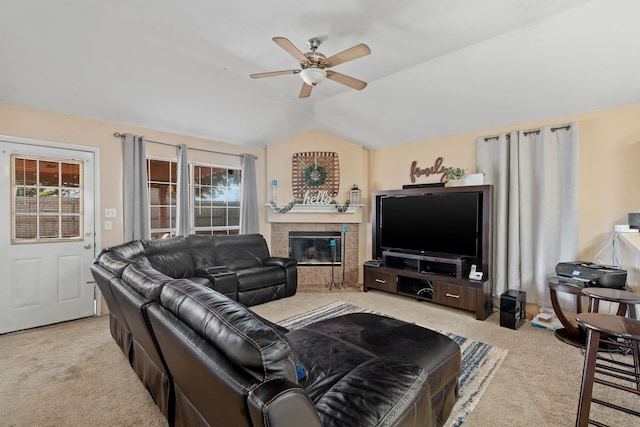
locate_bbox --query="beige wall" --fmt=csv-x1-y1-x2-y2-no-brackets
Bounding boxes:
369,103,640,280
0,103,266,250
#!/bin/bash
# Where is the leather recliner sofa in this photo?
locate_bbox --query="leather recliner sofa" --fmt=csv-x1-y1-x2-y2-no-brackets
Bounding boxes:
90,233,298,419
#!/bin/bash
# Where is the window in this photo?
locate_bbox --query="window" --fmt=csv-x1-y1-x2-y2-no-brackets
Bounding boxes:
11,156,83,242
193,164,241,235
147,159,177,240
146,159,241,239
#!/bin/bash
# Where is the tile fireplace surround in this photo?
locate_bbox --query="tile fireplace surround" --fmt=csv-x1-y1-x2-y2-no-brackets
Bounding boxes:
271,223,360,292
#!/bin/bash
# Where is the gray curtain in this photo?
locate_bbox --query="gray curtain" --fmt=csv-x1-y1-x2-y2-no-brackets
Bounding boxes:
176,144,190,236
477,123,579,305
240,153,259,234
122,133,150,241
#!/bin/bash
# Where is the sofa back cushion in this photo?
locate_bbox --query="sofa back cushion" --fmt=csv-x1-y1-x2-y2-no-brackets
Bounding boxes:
160,280,297,384
186,234,219,271
122,261,175,302
96,240,147,277
213,234,270,270
142,236,195,278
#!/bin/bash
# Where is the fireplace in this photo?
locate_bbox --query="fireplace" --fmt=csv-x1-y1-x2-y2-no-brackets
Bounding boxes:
289,231,341,266
271,223,359,288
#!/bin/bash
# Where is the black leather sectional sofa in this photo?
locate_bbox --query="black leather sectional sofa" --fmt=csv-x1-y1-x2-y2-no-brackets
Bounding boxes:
91,234,461,427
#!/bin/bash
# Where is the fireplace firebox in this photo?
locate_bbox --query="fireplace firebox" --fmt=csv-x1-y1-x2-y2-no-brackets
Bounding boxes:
289,231,341,266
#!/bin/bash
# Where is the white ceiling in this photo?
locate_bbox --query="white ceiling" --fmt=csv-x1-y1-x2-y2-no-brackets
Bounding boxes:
1,0,639,150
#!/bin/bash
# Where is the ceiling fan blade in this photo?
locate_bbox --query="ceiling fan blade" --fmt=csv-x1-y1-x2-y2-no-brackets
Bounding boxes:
250,69,300,79
323,43,371,68
299,83,312,98
326,70,367,90
273,37,310,64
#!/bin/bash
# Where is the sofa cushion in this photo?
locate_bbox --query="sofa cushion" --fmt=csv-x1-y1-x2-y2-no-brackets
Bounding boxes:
142,236,195,278
122,261,175,302
213,234,270,269
186,234,220,271
235,266,286,291
315,358,429,427
160,279,297,384
97,240,146,277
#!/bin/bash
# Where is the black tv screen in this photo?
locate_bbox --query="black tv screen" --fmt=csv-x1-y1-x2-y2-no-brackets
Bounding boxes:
379,192,481,258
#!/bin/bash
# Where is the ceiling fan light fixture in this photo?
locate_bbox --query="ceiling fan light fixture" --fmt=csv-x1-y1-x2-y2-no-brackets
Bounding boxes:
300,67,326,86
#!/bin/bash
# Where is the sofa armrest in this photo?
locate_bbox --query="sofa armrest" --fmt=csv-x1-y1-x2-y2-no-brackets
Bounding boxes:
248,378,323,427
264,257,297,269
194,266,230,277
195,268,238,300
264,257,297,297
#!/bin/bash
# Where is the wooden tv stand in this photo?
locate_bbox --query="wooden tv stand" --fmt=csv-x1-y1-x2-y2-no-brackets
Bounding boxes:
364,251,492,320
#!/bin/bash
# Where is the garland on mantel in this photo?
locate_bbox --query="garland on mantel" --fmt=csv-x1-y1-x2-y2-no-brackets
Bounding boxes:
268,200,298,213
268,200,351,213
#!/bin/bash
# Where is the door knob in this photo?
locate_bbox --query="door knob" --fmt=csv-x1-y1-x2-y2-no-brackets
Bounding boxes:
84,244,92,249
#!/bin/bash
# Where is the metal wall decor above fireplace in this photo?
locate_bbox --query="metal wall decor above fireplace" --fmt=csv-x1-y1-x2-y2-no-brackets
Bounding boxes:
289,231,341,266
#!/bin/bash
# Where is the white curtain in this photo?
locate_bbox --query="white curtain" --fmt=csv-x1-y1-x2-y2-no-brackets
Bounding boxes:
477,123,579,305
122,133,150,241
240,154,259,234
175,144,190,236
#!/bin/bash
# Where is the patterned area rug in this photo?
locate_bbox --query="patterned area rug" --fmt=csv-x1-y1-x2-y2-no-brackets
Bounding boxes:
278,301,508,427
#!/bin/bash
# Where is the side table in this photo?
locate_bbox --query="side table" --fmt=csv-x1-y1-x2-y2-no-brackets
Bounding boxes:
547,277,587,347
548,277,637,348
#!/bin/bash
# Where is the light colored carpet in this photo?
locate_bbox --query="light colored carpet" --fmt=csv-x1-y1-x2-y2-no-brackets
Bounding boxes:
277,301,508,427
0,313,166,427
2,290,637,426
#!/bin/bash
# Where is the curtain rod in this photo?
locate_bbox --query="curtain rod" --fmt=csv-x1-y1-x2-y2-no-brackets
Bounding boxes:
113,132,257,159
482,124,571,142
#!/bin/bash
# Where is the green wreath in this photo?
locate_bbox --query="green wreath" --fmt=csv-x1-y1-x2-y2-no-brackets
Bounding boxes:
303,165,326,187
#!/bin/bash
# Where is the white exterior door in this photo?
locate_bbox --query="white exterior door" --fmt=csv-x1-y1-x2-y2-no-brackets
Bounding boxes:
0,137,98,334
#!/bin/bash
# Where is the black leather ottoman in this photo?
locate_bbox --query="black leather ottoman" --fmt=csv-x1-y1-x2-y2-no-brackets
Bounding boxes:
288,313,461,426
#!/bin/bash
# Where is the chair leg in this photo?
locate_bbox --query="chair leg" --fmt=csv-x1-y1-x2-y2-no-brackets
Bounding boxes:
633,339,640,392
577,328,601,427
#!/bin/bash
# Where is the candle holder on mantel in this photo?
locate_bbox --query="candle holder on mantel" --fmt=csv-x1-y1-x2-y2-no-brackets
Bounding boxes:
271,179,278,204
339,225,348,288
326,239,339,290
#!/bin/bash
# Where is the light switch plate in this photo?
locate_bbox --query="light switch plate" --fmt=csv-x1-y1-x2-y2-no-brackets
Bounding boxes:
105,208,116,218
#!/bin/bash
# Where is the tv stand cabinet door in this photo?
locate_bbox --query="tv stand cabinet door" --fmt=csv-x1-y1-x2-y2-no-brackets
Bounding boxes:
433,282,476,311
364,267,396,293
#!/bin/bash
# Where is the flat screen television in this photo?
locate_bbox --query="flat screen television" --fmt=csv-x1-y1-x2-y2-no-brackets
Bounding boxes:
377,191,482,259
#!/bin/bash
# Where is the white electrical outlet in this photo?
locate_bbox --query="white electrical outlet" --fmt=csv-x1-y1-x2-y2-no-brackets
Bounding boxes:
104,220,112,230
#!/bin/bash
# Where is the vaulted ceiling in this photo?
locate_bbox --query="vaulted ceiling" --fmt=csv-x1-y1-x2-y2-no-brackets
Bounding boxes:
1,0,638,150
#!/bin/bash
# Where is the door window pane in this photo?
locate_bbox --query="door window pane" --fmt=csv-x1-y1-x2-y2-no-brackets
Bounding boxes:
11,156,83,243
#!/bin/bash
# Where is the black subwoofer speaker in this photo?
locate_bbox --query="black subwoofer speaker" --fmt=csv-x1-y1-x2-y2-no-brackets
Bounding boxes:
500,290,526,330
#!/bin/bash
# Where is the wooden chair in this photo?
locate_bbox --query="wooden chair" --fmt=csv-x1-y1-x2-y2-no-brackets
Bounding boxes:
575,313,640,427
582,287,640,320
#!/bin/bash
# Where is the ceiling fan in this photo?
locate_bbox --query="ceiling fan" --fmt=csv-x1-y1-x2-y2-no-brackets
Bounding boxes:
250,37,371,98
